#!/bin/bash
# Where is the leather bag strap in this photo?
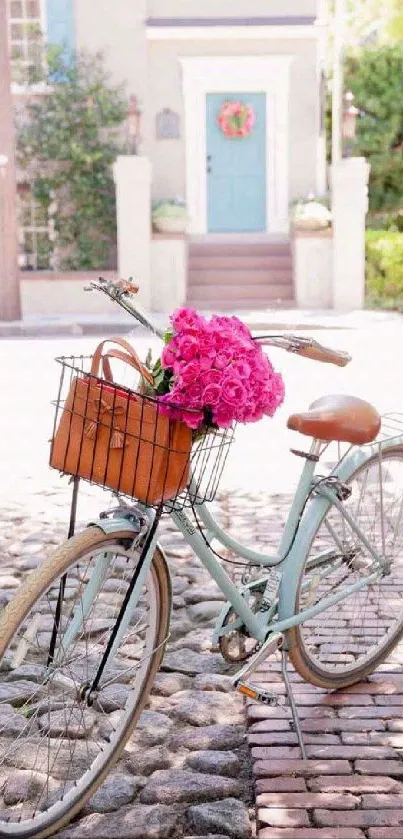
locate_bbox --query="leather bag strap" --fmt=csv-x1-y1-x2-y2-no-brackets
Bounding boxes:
101,349,154,388
90,337,154,386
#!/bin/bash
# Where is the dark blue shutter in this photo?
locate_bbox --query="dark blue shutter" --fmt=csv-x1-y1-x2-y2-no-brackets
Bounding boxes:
46,0,75,52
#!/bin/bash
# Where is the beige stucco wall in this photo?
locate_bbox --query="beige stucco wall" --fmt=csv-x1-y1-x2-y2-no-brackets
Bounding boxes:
147,0,317,17
147,37,320,205
73,0,148,107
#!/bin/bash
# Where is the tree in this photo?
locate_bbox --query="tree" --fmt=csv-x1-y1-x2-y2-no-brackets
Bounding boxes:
329,0,403,46
18,49,128,270
386,0,403,41
344,45,403,213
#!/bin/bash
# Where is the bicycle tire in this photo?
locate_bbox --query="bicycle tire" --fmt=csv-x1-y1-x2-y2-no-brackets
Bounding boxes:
0,526,171,839
287,445,403,689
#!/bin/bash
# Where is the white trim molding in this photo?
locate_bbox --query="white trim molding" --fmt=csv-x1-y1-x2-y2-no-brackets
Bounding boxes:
180,55,293,236
148,24,321,41
10,0,47,95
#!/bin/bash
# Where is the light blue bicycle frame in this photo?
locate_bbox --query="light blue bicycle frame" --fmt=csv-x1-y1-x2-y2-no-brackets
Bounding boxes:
170,436,399,645
62,431,403,666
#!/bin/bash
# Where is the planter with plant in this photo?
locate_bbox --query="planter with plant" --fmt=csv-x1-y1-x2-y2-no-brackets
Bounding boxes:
152,198,188,234
292,195,332,232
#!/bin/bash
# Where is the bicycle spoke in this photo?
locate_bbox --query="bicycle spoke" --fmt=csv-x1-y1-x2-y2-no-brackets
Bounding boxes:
0,531,165,834
295,450,403,679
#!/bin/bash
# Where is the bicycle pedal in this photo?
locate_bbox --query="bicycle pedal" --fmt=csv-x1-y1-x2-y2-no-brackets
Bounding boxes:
231,631,283,686
235,680,279,706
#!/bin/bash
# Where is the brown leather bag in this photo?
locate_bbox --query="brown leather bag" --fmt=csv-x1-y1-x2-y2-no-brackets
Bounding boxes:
50,337,192,505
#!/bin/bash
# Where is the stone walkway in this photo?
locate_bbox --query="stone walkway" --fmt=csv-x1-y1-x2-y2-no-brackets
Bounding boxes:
1,484,403,839
0,484,263,839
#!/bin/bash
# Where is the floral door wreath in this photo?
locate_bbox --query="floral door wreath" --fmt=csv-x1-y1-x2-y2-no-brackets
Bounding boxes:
217,100,256,138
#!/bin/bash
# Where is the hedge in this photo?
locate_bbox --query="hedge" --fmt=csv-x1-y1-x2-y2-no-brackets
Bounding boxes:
365,230,403,308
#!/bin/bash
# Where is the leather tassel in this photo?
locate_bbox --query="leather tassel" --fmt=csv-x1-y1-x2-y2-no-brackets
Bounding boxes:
111,428,125,448
84,420,97,439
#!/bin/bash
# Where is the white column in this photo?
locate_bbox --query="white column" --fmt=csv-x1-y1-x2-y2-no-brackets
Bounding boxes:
331,0,345,168
293,231,333,309
331,157,370,310
151,238,187,312
113,155,152,310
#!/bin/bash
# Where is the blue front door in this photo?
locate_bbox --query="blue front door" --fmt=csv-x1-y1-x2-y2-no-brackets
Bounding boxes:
206,92,266,233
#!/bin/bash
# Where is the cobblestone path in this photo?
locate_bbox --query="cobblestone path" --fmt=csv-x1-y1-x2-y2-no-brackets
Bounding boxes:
0,485,266,839
1,484,403,839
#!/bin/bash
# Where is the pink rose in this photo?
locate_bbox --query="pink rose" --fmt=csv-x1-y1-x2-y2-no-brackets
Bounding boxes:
180,380,203,408
221,376,247,407
212,405,234,428
161,344,176,369
199,368,222,386
231,360,251,379
181,409,204,430
229,316,252,339
175,334,200,362
199,356,214,372
203,383,222,406
179,360,202,384
171,307,205,333
215,349,237,369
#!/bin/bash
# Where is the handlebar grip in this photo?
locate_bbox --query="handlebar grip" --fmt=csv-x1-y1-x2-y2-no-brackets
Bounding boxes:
295,343,351,367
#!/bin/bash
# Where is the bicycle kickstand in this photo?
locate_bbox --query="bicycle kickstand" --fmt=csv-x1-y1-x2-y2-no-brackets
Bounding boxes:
233,632,307,760
281,641,307,760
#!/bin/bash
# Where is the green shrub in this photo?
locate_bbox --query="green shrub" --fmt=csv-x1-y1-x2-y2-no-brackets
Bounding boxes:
367,210,403,231
18,48,127,270
344,46,403,214
326,46,403,214
366,230,403,308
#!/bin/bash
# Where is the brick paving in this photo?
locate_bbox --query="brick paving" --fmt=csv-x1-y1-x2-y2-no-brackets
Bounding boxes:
206,486,403,838
241,492,403,839
248,665,403,838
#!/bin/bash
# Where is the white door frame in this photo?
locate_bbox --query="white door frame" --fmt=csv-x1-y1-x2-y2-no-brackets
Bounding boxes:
180,55,293,235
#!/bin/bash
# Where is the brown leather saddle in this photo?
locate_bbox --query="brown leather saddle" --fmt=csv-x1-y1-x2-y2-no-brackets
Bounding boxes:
287,395,381,445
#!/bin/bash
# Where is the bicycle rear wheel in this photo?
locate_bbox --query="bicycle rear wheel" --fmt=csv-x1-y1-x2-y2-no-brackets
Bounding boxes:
288,446,403,689
0,526,171,839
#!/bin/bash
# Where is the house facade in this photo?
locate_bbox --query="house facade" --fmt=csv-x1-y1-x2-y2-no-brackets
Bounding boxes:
77,0,326,239
11,0,344,310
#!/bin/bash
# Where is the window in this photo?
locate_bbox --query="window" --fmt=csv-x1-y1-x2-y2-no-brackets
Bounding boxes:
18,188,53,270
9,0,44,86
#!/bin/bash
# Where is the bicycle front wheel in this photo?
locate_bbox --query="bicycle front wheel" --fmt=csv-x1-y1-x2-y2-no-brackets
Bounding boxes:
0,526,171,839
288,446,403,689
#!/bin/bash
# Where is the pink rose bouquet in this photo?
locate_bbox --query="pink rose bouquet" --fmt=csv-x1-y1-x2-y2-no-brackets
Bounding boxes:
151,308,284,432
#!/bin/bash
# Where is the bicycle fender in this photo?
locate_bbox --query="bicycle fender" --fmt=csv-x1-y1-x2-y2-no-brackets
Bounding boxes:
277,443,386,623
86,517,143,537
85,517,171,584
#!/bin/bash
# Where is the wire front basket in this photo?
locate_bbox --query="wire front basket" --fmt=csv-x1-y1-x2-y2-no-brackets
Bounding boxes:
374,413,403,445
49,356,235,512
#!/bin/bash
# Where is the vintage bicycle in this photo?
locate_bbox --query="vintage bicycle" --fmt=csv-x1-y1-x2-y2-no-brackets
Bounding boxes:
1,277,403,838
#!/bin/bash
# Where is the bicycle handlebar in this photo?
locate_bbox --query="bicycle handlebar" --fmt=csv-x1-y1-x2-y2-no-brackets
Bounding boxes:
294,342,351,367
86,278,351,367
256,335,351,367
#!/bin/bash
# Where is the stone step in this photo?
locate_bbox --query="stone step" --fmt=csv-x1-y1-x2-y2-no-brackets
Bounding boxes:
187,240,294,310
189,241,291,258
188,254,292,271
188,268,292,287
187,283,294,302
